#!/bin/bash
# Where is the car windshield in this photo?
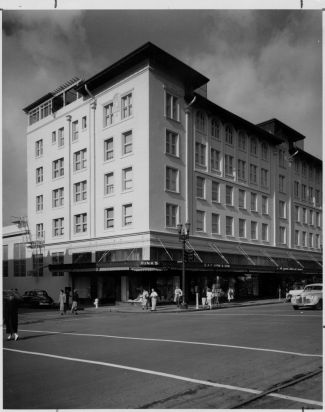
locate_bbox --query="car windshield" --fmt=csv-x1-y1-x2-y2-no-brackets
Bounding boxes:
304,285,322,291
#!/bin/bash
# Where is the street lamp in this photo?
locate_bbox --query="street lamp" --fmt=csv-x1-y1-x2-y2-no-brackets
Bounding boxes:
177,221,191,308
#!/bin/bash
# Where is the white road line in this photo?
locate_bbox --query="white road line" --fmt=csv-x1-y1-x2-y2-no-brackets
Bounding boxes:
19,329,322,358
4,347,322,407
180,312,322,318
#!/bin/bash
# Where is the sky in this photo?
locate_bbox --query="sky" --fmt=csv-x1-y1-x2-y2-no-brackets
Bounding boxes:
2,8,323,226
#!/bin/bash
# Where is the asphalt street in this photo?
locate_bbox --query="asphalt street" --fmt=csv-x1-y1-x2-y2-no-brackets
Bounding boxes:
3,302,323,409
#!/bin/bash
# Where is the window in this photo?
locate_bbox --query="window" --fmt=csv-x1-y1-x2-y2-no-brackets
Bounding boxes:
3,245,8,277
279,200,286,218
166,167,179,192
105,208,114,229
212,181,220,202
251,193,257,212
166,92,179,121
104,102,114,126
73,149,87,171
36,195,43,211
239,189,246,209
250,164,257,184
238,159,246,181
315,190,320,206
250,137,258,156
302,162,307,177
196,210,205,232
316,234,320,249
196,176,205,198
225,155,234,176
123,204,133,226
82,116,87,130
195,142,206,166
212,213,220,234
52,187,64,207
74,181,87,202
52,252,64,277
279,150,285,168
251,221,258,240
74,213,87,234
262,196,268,215
72,121,79,141
279,175,285,193
308,187,314,203
195,111,206,132
239,219,246,238
14,243,26,277
315,170,321,184
35,139,43,157
302,184,307,201
309,166,314,181
238,131,246,151
308,233,313,248
309,210,314,225
36,167,43,183
211,119,220,139
122,130,133,155
33,254,44,277
166,130,179,156
53,218,64,237
104,137,114,161
294,159,300,174
261,168,268,187
211,149,220,171
36,223,44,239
295,206,300,222
29,107,39,125
40,100,52,119
122,167,133,191
279,226,286,244
53,158,64,178
225,125,233,145
262,224,268,241
166,203,178,227
294,230,299,246
121,93,133,119
303,208,307,224
294,181,299,198
104,172,114,195
58,127,64,147
226,216,234,236
226,186,233,206
302,231,307,247
261,142,268,160
316,212,321,227
52,131,57,144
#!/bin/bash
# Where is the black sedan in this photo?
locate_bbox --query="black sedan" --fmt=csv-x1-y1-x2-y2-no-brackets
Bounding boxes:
22,290,54,308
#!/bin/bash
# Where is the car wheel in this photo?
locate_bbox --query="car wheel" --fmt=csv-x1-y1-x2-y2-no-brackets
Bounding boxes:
315,300,322,310
293,305,299,310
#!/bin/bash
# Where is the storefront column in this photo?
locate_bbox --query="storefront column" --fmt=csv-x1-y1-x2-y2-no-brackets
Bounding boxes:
121,276,129,302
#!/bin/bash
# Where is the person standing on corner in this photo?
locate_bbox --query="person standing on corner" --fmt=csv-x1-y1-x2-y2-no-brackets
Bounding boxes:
150,288,158,311
206,288,213,310
141,288,149,310
201,287,207,308
58,289,66,315
71,289,79,315
4,294,19,341
174,286,183,308
227,287,234,303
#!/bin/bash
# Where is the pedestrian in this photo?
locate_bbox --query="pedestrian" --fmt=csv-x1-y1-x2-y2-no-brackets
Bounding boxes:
58,289,66,315
71,289,79,315
206,288,213,310
174,286,183,308
201,287,207,308
141,288,149,310
227,287,234,303
4,294,19,340
150,288,158,311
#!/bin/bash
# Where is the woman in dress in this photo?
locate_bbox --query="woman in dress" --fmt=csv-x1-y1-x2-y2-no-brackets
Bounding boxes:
150,288,158,311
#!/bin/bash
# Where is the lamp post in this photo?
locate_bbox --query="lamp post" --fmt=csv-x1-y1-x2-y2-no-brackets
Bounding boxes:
177,221,191,309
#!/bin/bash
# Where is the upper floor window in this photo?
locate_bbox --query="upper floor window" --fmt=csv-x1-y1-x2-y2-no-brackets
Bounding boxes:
53,158,64,179
165,92,179,121
122,167,133,191
35,139,43,157
211,118,220,139
195,111,206,133
53,217,64,237
309,166,314,181
294,181,299,198
262,223,269,242
72,120,79,141
121,93,133,119
238,189,246,209
36,167,43,184
211,148,220,171
196,176,205,199
166,203,178,228
166,130,179,157
36,223,44,239
308,186,314,203
262,196,268,215
104,172,114,195
212,181,220,202
58,127,64,147
302,162,307,177
239,219,246,238
52,131,57,144
261,142,268,160
52,187,64,207
40,100,52,119
225,125,233,145
104,102,114,126
82,116,87,130
29,107,40,126
315,189,321,206
36,195,43,212
295,205,300,222
74,181,87,202
238,131,246,151
226,216,234,236
196,210,205,232
302,184,307,201
250,137,258,156
225,155,234,177
73,149,87,171
122,130,133,155
294,159,300,174
251,221,258,240
226,185,233,206
279,175,286,193
122,203,133,226
195,142,206,167
279,150,286,168
166,166,179,192
261,168,268,187
251,192,257,212
279,200,286,219
74,213,87,234
105,207,114,229
212,213,220,234
104,137,114,161
238,159,246,181
250,164,258,184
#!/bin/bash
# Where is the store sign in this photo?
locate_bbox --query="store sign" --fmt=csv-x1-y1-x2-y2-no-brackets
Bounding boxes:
279,266,303,271
140,261,159,266
204,263,230,268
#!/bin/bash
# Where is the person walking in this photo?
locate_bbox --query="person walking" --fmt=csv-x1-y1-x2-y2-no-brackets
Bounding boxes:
150,288,158,311
174,286,183,308
141,288,149,310
227,287,234,303
206,288,213,310
201,287,207,308
58,289,66,315
4,294,19,340
71,289,79,315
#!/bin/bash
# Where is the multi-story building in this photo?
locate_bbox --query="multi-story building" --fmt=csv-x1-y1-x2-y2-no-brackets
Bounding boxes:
4,42,322,303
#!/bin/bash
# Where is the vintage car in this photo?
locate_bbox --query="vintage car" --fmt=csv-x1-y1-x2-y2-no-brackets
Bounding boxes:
22,290,54,308
285,284,305,302
291,283,323,310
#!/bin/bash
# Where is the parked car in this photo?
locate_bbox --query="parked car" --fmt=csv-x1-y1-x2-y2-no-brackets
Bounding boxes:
285,284,305,302
291,283,323,310
22,290,54,308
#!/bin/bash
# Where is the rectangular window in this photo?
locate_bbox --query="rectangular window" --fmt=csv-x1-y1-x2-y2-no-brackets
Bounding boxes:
262,224,268,241
316,212,321,227
315,190,320,206
104,172,114,195
122,130,133,155
279,226,286,244
226,186,233,206
35,139,43,157
105,207,114,229
294,181,299,198
295,205,300,222
239,189,246,209
72,120,79,141
29,107,39,125
239,219,246,238
166,130,179,156
238,132,246,151
316,234,320,249
53,158,64,178
36,195,43,211
123,204,133,226
166,92,179,120
58,127,64,147
238,159,246,180
196,176,205,198
262,196,268,215
32,254,43,276
225,155,234,176
74,213,87,234
303,208,307,224
82,116,87,130
261,143,268,161
302,184,307,201
122,167,133,191
40,100,52,119
36,167,43,183
250,164,257,184
74,181,87,202
52,131,57,144
121,93,133,119
251,221,258,240
13,243,26,277
308,187,314,203
279,175,285,193
104,137,114,161
73,149,87,171
36,223,44,239
226,216,234,236
309,210,313,225
250,138,258,156
261,168,268,187
53,218,64,237
294,159,300,174
308,233,313,248
225,126,233,145
104,102,114,126
196,210,205,232
279,150,285,168
302,162,307,177
302,231,307,247
52,187,64,207
250,193,257,212
309,166,314,181
211,119,220,139
166,167,179,192
279,200,286,218
211,148,220,171
166,203,178,227
52,252,64,277
195,142,206,166
212,213,220,234
212,181,220,202
295,230,299,246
